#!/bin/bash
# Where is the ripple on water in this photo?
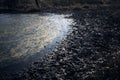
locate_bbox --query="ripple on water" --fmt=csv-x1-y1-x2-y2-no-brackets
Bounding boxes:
0,13,74,65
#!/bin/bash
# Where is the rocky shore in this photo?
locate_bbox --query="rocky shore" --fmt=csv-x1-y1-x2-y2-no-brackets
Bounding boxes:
15,8,120,80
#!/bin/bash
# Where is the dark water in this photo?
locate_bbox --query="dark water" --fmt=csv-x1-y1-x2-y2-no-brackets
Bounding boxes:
0,13,74,79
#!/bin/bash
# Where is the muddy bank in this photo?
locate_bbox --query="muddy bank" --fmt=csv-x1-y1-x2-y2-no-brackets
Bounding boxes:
15,8,120,80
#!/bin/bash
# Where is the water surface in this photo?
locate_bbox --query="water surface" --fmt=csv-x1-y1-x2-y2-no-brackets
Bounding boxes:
0,13,74,79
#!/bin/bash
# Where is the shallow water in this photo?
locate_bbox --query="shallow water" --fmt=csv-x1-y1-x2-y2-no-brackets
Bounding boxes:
0,13,74,79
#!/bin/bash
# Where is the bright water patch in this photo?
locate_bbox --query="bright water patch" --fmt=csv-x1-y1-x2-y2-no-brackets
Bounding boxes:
0,13,74,65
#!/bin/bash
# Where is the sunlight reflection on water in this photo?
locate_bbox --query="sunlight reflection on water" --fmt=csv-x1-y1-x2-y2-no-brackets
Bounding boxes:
0,13,74,63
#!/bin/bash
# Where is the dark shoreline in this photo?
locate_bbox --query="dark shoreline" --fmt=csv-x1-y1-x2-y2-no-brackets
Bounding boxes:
0,5,120,14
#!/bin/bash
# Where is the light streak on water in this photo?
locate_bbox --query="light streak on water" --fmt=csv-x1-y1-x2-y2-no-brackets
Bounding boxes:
0,13,74,64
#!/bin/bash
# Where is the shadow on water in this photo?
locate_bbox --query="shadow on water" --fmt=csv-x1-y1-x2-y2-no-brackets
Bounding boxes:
0,13,74,79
